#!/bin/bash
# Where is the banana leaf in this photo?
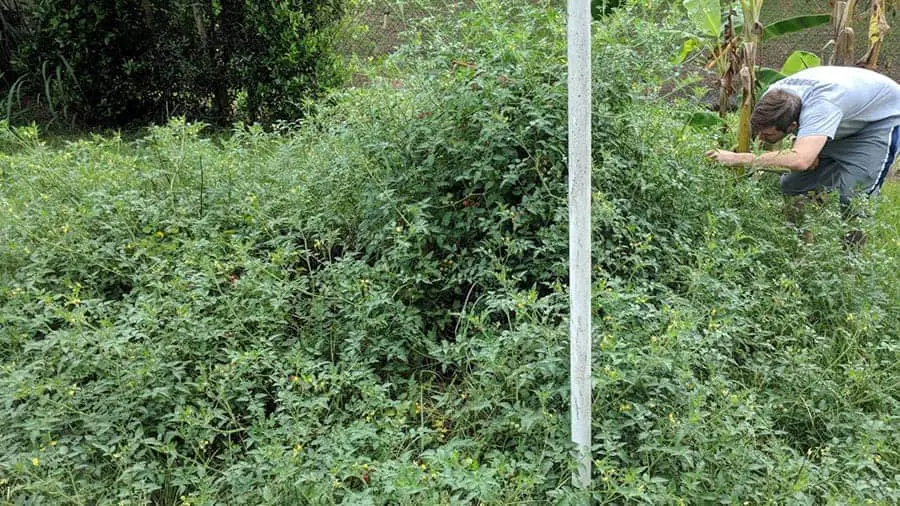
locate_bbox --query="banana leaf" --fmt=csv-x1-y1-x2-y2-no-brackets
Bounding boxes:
757,67,786,89
781,51,820,75
683,0,722,38
763,14,831,40
734,14,831,41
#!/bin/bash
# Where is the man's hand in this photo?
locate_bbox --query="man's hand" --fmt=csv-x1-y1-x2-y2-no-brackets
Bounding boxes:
706,137,825,172
705,149,749,167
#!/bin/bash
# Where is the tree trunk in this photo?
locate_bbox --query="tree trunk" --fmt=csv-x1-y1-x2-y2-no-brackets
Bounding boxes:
197,2,232,122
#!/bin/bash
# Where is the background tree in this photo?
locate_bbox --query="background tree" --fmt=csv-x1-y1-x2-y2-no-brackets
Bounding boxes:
0,0,27,89
5,0,346,126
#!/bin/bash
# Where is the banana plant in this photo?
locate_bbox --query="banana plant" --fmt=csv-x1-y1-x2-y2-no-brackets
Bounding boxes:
682,0,735,125
735,0,763,155
827,0,892,69
857,0,891,68
679,0,831,152
830,0,858,65
757,50,821,91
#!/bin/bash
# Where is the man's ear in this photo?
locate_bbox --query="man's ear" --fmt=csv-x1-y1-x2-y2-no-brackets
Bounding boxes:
790,121,799,134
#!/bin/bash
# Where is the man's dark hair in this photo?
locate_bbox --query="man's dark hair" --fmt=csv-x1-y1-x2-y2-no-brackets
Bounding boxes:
751,89,802,137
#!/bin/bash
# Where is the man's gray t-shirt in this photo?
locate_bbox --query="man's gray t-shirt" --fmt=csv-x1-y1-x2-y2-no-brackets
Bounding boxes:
766,66,900,140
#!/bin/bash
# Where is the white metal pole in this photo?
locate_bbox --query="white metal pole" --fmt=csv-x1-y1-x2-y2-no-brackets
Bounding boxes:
568,0,592,490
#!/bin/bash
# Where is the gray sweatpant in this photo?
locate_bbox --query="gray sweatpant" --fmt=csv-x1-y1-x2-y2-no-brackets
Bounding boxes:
781,124,899,205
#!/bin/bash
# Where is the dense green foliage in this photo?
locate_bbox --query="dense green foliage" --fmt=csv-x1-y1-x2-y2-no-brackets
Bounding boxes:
4,0,345,126
2,1,899,503
1,0,25,88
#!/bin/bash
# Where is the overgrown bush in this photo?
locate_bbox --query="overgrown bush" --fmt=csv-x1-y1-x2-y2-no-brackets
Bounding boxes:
1,1,898,503
5,0,346,126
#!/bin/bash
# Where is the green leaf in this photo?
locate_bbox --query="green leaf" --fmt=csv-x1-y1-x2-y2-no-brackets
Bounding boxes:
672,38,703,65
592,0,625,19
686,111,725,129
757,67,786,88
763,14,831,40
780,51,820,76
683,0,722,38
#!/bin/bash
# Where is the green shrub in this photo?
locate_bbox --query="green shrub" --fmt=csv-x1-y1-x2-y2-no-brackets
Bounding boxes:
6,0,346,126
1,1,898,503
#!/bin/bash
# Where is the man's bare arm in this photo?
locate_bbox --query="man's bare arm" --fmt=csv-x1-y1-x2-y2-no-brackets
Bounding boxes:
705,135,828,172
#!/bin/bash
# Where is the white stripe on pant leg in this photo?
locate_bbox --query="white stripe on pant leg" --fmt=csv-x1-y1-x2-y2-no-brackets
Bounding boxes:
867,125,898,194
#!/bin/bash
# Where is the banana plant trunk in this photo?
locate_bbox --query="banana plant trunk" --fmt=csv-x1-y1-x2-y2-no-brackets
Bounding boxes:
736,0,763,162
737,67,753,159
718,9,736,127
831,0,857,65
857,0,890,69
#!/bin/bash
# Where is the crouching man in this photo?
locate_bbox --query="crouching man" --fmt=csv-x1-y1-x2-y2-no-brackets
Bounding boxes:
706,66,900,208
